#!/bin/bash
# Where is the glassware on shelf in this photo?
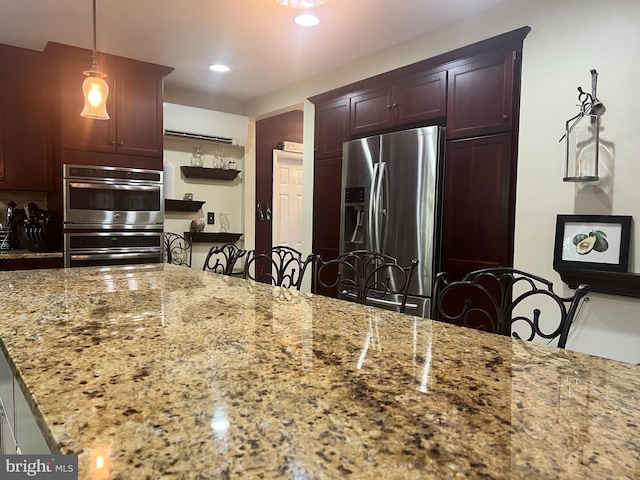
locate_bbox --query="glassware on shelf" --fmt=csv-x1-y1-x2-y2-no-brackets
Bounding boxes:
213,149,225,169
191,146,204,167
219,213,230,233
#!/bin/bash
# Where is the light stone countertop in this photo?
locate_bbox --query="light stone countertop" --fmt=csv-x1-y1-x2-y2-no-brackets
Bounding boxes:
0,249,63,259
0,264,638,479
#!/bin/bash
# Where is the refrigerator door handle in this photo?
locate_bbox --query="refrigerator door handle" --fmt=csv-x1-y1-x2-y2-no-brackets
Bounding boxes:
377,161,388,252
372,161,386,253
368,163,379,251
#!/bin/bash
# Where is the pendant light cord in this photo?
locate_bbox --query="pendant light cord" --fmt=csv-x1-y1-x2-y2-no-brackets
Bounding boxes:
91,0,99,68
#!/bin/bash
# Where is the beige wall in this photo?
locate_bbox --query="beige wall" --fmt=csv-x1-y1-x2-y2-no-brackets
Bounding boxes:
241,0,640,363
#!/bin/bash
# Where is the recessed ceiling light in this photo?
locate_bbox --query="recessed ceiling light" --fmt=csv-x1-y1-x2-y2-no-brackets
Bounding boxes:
209,64,230,72
275,0,327,7
295,14,320,26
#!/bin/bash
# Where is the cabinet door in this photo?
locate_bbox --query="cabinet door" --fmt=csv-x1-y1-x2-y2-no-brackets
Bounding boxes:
350,86,394,136
0,351,17,455
440,133,514,281
394,70,447,126
446,51,515,139
14,378,50,454
314,97,350,160
0,47,52,191
59,54,117,154
115,66,164,157
312,157,342,296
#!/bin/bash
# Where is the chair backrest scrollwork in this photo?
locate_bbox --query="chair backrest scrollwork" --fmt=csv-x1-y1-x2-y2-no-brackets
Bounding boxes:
432,267,590,348
315,250,418,314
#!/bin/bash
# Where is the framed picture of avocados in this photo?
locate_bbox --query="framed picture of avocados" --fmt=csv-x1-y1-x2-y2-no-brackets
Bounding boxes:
553,214,632,272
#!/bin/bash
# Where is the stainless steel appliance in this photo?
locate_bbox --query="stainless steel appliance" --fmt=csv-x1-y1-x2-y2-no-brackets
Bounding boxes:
63,164,164,268
64,232,163,268
340,126,445,317
63,164,163,229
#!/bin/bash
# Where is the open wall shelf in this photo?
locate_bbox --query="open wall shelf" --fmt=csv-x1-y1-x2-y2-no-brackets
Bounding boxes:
180,166,240,181
165,199,205,212
554,267,640,298
184,232,243,243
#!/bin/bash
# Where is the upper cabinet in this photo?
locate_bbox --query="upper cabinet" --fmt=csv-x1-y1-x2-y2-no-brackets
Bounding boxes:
314,96,350,160
46,42,173,169
0,45,52,191
350,70,446,136
446,50,515,140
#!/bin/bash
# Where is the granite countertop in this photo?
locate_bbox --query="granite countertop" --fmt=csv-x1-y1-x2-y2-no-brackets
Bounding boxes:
0,264,638,479
0,249,63,259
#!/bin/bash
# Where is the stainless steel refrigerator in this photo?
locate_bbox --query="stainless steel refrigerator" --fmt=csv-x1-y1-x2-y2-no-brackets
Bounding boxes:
340,126,445,317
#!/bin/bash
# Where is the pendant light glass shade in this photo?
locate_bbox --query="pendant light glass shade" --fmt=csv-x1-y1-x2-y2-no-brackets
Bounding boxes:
275,0,327,7
80,0,109,120
81,72,110,120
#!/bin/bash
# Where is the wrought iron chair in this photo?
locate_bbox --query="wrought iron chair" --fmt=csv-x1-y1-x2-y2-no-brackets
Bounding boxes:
315,250,419,313
243,246,315,290
202,243,247,276
432,267,591,348
163,232,192,267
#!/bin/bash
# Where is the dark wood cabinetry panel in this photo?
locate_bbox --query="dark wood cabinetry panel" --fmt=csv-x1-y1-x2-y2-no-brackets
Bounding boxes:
48,42,172,163
312,157,342,250
114,66,165,157
350,86,394,136
0,45,52,191
447,50,515,140
393,70,447,127
0,257,63,271
350,70,447,136
310,28,529,298
440,133,514,281
314,97,349,159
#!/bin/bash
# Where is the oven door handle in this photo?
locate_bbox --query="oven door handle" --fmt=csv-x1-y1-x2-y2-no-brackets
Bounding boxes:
68,182,160,191
70,252,161,261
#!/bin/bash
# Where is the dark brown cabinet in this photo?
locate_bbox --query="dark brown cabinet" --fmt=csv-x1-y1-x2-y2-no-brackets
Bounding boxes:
312,157,342,266
56,54,169,158
314,96,350,159
440,133,514,281
0,45,52,191
0,256,63,271
310,28,529,298
45,42,172,171
446,50,515,140
350,70,446,136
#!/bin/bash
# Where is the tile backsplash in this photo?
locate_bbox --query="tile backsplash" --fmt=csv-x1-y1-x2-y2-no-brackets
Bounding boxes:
0,191,48,226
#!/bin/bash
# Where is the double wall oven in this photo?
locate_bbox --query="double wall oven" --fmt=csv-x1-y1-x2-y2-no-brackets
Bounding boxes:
63,164,164,268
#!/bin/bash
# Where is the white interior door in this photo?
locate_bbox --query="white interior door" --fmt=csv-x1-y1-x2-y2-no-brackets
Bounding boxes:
272,150,303,250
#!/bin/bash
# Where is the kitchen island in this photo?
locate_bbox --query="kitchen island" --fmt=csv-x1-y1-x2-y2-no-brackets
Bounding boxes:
0,264,638,478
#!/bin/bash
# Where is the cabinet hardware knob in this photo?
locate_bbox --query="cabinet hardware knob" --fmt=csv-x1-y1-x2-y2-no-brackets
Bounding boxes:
392,102,398,108
503,114,510,120
110,140,116,145
386,104,392,109
118,141,124,146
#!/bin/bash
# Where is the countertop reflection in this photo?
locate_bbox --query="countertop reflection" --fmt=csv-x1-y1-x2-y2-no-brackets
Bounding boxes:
0,264,638,479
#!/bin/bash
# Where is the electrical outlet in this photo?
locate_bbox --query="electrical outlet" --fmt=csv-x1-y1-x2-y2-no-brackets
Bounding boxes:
207,212,215,225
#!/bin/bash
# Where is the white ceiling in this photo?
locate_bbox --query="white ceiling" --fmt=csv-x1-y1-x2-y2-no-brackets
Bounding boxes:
0,0,510,105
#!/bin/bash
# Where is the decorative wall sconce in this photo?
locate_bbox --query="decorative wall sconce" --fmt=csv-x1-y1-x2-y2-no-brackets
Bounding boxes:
560,69,606,182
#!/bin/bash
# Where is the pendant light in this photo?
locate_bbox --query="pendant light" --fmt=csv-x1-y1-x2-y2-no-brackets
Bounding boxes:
274,0,327,7
80,0,110,120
